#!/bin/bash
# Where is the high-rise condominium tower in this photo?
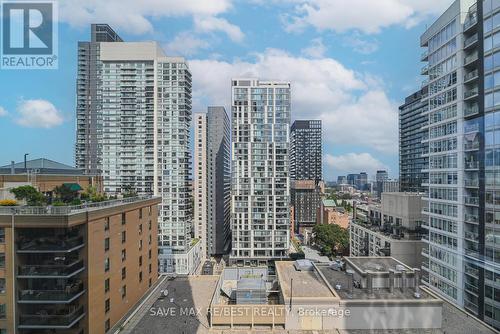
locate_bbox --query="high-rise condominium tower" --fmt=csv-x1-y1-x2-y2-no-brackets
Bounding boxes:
75,24,200,274
290,120,323,181
420,0,500,328
399,87,429,193
193,107,231,258
231,78,291,265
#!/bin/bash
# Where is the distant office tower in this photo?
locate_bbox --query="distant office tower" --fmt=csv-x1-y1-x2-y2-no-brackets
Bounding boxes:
382,179,400,193
194,108,231,258
399,88,429,193
376,170,389,197
347,173,360,187
194,113,208,257
419,1,500,328
290,120,322,181
337,175,347,184
75,24,201,274
231,78,290,265
358,172,368,190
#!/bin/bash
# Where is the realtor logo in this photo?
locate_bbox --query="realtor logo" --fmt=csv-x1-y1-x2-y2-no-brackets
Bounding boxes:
1,0,58,69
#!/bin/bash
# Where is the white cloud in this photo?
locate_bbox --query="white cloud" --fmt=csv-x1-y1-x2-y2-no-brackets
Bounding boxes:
15,100,64,128
164,32,211,56
194,16,244,42
0,106,7,117
324,153,389,178
343,33,379,54
282,0,452,34
190,48,398,154
301,37,326,58
59,0,233,35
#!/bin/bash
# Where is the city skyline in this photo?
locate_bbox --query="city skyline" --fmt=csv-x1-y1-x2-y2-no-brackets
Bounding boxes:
0,1,457,180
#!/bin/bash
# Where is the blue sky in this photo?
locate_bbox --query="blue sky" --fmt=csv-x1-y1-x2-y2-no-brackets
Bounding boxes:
0,0,453,181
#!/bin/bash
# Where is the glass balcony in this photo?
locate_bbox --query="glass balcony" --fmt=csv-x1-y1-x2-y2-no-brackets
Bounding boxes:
464,53,478,65
464,141,480,151
465,214,479,223
421,50,429,61
464,69,478,83
17,236,84,253
19,282,84,303
464,88,479,100
18,306,84,329
464,160,479,169
465,196,479,206
464,33,478,49
464,179,479,188
18,260,84,278
421,64,429,75
464,14,478,31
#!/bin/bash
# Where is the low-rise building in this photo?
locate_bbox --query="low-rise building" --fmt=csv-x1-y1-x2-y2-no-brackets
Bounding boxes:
317,199,350,229
350,192,425,268
0,195,160,333
0,158,102,200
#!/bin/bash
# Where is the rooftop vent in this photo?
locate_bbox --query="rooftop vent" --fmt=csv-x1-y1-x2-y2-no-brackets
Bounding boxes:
294,259,314,271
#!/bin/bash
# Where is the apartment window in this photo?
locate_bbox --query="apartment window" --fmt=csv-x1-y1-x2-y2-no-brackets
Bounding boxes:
148,220,152,230
122,267,126,280
104,237,110,251
148,249,152,260
0,279,5,294
139,256,143,266
0,305,6,320
105,258,110,272
149,263,152,274
149,278,152,287
122,213,126,225
121,249,126,262
0,228,5,243
105,298,110,313
139,224,143,235
121,285,127,299
148,206,152,216
104,217,110,231
139,208,143,219
122,231,126,243
105,278,110,293
105,319,110,332
139,239,143,251
0,254,5,269
139,271,143,282
148,235,152,245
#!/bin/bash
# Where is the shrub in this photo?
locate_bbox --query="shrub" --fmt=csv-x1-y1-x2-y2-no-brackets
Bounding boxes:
0,199,18,206
10,185,46,206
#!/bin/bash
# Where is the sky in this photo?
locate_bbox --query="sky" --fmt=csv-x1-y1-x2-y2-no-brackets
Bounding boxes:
0,0,455,181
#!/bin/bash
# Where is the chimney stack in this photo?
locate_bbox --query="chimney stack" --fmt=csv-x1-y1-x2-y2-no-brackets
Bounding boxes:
388,269,395,293
401,269,407,293
366,271,373,295
413,268,421,294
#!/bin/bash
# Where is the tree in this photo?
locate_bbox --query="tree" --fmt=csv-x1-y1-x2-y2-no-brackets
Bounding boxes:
10,185,46,206
312,224,349,258
122,185,138,198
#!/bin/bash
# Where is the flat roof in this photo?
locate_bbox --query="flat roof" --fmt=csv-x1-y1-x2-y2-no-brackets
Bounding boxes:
275,261,337,300
118,276,219,334
345,257,414,274
316,264,435,302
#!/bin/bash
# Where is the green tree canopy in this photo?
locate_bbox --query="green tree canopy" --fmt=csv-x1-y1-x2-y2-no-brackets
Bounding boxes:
312,224,349,258
10,185,46,206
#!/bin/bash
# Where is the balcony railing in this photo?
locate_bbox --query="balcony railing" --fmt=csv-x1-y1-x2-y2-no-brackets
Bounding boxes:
18,236,84,253
19,283,84,303
464,53,478,65
464,88,479,99
464,179,479,187
464,142,480,151
464,104,479,117
464,33,478,48
18,260,84,278
465,160,479,169
465,214,479,223
464,69,478,82
421,50,429,61
18,306,84,328
464,14,478,31
465,196,479,206
0,195,155,216
421,64,429,75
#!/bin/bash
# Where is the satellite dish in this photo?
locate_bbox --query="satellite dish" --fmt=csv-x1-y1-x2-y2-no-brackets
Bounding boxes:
163,290,169,297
